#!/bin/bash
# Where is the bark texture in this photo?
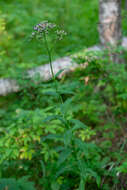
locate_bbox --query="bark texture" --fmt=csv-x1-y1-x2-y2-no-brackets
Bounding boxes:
125,0,127,10
99,0,122,63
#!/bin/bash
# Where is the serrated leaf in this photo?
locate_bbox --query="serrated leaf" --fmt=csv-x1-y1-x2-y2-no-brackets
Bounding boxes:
74,138,87,151
60,98,73,114
43,115,66,125
70,119,87,129
57,148,72,166
63,129,72,146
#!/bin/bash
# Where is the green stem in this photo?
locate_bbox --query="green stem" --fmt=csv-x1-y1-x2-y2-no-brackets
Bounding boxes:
43,32,67,122
43,32,56,83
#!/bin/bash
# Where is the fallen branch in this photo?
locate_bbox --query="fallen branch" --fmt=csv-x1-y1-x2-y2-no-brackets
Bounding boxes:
0,37,127,96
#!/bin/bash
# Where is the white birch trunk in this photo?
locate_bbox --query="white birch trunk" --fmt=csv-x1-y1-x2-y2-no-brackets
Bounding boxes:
99,0,122,63
125,0,127,10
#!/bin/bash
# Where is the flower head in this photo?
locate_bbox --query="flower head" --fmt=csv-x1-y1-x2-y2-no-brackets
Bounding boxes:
56,29,67,40
31,21,66,41
31,21,56,39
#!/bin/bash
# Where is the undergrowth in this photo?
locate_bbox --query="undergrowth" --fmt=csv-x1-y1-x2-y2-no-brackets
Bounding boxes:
0,33,127,189
0,1,127,189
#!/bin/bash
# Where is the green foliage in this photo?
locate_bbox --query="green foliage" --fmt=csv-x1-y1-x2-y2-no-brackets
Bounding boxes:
0,0,127,189
1,47,127,189
117,159,127,173
0,0,98,77
0,177,35,190
0,78,104,189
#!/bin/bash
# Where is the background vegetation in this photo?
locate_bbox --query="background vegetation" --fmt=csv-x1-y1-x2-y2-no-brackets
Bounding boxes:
0,0,99,77
0,0,127,190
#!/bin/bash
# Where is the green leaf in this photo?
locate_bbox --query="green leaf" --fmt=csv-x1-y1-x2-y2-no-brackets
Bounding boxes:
0,178,19,190
43,91,58,96
43,115,66,125
41,134,63,142
60,98,73,114
55,69,65,78
0,177,36,190
55,165,73,179
78,159,101,188
51,181,60,190
18,176,36,190
79,178,85,190
74,138,87,151
63,129,72,146
58,89,75,95
70,119,87,130
40,160,46,177
57,148,72,166
96,175,101,188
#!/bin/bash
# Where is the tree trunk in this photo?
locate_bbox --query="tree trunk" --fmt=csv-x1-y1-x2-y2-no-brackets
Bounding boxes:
99,0,122,63
125,0,127,10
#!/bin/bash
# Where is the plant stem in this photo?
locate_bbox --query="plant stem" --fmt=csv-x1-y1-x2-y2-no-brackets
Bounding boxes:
43,32,56,83
43,32,67,122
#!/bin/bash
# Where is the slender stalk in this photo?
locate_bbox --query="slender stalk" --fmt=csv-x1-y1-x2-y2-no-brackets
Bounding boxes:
43,32,67,122
43,32,56,82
